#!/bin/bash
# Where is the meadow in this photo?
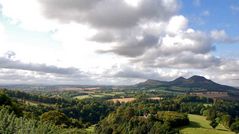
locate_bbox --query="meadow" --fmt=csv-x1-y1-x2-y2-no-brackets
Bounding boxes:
180,114,234,134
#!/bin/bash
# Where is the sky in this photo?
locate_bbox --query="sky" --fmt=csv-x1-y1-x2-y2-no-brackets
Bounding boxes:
0,0,239,86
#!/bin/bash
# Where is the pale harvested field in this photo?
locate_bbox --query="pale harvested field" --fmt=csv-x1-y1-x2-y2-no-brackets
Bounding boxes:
110,98,136,103
148,97,162,100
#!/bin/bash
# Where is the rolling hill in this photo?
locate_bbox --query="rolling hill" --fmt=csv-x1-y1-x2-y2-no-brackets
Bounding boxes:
136,75,238,92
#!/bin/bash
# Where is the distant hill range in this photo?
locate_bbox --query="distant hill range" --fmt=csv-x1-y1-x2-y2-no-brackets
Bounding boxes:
136,75,238,92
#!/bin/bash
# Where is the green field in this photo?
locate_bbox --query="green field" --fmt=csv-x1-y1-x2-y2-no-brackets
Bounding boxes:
74,95,92,100
180,114,234,134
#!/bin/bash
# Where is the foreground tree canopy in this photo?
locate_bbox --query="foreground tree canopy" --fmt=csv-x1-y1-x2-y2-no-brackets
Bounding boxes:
0,89,239,134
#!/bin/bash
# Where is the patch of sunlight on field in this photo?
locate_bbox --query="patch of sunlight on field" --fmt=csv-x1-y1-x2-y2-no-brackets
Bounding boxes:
180,114,234,134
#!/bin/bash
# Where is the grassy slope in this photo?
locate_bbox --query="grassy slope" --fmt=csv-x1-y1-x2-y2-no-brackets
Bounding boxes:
180,114,234,134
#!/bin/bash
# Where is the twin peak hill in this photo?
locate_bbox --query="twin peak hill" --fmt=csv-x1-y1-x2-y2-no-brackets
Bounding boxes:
136,75,238,92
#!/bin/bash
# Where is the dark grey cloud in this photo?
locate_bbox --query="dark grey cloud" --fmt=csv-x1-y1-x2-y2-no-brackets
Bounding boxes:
114,68,163,80
131,51,221,69
0,56,81,75
125,30,218,69
152,52,221,69
112,66,192,81
114,67,155,79
97,24,215,60
0,68,96,85
0,69,50,84
90,31,117,43
39,0,178,29
42,0,101,11
98,34,159,57
0,53,98,84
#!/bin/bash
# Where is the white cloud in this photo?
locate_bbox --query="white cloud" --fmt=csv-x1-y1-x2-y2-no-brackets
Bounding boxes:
39,0,179,29
203,59,239,86
0,0,239,86
161,30,213,54
166,15,188,34
211,30,227,41
0,0,61,32
211,30,239,44
124,0,142,7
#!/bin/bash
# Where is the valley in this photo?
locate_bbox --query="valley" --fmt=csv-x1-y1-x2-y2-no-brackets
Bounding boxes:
0,76,239,133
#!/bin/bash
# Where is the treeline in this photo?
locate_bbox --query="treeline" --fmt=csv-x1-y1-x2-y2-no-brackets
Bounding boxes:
61,99,115,124
159,95,239,133
97,95,239,133
2,89,75,105
159,95,213,114
0,91,87,133
96,106,189,134
204,100,239,133
95,96,207,134
0,89,116,130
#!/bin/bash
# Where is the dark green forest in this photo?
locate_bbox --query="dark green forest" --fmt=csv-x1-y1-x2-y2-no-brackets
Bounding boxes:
0,88,239,134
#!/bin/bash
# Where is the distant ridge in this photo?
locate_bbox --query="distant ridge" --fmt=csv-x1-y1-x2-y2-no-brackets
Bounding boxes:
136,75,238,92
137,79,167,87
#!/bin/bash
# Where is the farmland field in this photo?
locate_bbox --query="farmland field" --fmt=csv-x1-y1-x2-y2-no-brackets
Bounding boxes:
180,114,234,134
110,98,136,103
74,92,124,100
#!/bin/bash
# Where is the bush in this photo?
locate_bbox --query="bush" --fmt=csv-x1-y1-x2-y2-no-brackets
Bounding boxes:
41,110,70,127
230,120,239,133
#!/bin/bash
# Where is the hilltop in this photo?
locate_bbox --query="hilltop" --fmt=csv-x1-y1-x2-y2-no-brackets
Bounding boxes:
136,75,238,92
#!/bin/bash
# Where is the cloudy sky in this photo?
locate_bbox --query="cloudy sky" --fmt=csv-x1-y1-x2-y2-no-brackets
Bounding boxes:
0,0,239,86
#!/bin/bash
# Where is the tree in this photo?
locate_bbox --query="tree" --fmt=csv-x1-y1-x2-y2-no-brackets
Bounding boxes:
0,107,63,134
206,108,217,121
124,108,135,120
210,119,218,129
0,93,12,106
149,122,179,134
230,120,239,133
220,114,232,129
41,110,70,127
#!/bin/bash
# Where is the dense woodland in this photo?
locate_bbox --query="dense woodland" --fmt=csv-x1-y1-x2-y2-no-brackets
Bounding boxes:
0,88,239,134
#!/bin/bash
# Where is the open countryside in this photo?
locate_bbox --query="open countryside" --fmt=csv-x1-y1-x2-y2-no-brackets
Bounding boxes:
1,0,239,134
